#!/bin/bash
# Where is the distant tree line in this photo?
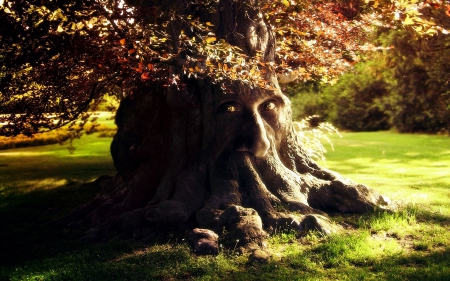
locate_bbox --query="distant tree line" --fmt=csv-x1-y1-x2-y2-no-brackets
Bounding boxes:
289,25,450,134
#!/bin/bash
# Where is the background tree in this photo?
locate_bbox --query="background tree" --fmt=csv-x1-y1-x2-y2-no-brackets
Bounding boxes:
387,26,450,133
289,1,450,133
2,0,447,253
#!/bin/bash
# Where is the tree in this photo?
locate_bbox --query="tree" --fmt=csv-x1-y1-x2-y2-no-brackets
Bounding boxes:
286,2,450,133
386,27,450,133
2,0,446,254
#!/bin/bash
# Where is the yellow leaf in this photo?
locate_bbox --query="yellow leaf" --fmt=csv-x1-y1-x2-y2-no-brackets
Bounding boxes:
205,37,216,44
280,0,290,7
206,22,214,26
76,22,84,30
294,30,308,36
404,15,414,26
426,28,437,35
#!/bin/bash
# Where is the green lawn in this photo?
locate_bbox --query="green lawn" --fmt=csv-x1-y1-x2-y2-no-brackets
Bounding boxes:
319,132,450,215
1,131,449,281
0,133,115,191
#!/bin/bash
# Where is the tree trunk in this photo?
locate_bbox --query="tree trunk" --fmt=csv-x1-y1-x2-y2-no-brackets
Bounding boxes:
68,0,392,254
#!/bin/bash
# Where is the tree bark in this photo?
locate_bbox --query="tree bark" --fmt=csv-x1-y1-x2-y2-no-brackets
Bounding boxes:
68,0,393,254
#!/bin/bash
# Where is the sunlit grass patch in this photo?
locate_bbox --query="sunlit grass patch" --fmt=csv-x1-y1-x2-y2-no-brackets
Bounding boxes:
0,133,115,186
311,231,402,268
356,206,418,234
319,132,450,216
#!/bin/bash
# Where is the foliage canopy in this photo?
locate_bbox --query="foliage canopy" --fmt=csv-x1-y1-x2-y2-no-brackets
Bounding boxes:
1,0,449,136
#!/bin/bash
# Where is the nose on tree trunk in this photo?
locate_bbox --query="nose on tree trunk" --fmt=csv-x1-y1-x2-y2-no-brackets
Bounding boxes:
234,112,271,157
66,0,394,255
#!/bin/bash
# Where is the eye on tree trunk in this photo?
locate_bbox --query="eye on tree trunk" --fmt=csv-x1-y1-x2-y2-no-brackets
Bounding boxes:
66,0,393,255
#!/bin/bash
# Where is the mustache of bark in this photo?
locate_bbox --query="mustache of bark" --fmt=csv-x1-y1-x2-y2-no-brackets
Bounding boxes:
195,145,322,226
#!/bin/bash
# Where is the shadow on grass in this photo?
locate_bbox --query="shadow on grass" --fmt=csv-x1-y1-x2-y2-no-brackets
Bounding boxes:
14,242,449,281
415,207,450,225
0,181,103,268
0,161,115,190
378,248,450,281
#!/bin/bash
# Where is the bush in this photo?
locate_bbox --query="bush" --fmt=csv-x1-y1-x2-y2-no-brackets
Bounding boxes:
324,76,391,131
286,81,333,122
0,121,116,150
288,60,392,132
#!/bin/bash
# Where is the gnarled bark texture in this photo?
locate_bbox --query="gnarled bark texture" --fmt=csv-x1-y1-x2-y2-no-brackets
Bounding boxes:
69,0,392,253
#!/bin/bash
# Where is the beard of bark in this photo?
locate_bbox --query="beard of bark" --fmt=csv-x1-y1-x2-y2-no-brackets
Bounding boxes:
67,0,393,252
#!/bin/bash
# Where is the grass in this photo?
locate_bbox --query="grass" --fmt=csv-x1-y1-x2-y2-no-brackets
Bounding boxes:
319,132,450,215
1,131,449,280
0,134,115,191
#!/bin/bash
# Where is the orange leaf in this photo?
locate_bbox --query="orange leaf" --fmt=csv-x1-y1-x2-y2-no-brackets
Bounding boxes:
119,38,126,45
141,72,151,80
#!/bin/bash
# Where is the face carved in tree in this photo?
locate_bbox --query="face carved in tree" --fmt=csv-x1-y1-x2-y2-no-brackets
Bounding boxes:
212,88,291,161
190,86,321,248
